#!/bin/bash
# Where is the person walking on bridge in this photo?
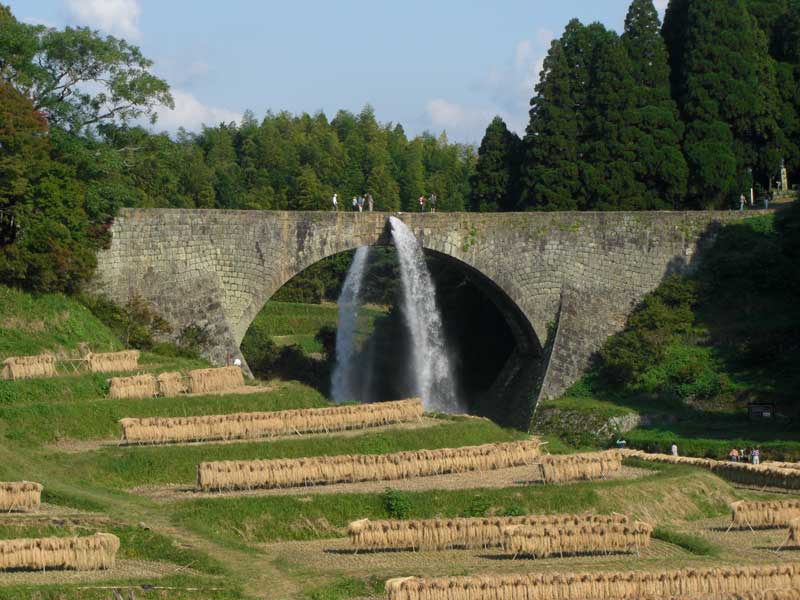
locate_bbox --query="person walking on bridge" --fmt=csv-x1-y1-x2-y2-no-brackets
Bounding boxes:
367,194,374,212
352,196,357,211
332,193,338,211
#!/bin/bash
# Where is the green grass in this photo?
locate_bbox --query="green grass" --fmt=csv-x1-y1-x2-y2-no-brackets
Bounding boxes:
0,380,328,444
32,419,526,488
0,285,121,359
652,526,720,556
0,578,246,600
272,334,325,354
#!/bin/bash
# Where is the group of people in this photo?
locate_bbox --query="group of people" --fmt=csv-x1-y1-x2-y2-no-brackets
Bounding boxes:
739,192,772,210
417,194,437,212
728,447,761,465
331,193,374,212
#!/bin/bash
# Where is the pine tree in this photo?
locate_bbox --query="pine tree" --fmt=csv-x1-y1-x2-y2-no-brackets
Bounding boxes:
471,116,521,211
520,37,581,210
622,0,688,208
664,0,781,206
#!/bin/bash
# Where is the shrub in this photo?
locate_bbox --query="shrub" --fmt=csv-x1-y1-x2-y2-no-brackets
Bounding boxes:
382,489,412,519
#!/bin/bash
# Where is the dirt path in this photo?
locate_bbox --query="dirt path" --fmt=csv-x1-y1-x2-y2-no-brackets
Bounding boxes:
50,416,443,453
134,465,653,501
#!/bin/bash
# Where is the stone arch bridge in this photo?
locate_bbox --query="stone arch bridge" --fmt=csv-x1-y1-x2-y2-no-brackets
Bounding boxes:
92,208,755,425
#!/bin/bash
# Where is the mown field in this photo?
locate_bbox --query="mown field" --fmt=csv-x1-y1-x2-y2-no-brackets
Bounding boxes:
1,281,798,600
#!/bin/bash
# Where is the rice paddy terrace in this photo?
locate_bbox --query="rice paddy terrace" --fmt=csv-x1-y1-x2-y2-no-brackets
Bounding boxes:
1,286,799,600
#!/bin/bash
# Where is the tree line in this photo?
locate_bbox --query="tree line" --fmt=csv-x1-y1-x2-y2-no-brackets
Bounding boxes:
473,0,800,211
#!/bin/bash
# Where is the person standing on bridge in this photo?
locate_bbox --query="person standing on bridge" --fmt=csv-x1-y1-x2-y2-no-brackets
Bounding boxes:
332,193,338,211
367,194,374,212
430,193,437,213
739,194,746,211
352,196,357,211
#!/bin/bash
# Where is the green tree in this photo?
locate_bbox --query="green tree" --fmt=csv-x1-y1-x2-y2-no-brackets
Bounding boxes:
471,116,521,211
664,0,781,206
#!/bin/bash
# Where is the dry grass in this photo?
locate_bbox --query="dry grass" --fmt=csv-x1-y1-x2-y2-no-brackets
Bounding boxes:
187,366,244,394
534,451,622,484
622,450,800,490
501,521,652,559
347,514,633,552
764,461,800,471
157,371,188,397
0,533,119,572
107,374,158,400
0,482,42,512
86,350,139,374
730,500,800,529
1,354,56,381
385,564,800,600
196,440,542,492
789,521,800,548
119,399,423,445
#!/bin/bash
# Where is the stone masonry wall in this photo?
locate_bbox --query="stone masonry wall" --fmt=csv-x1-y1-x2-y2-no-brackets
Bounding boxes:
92,208,767,403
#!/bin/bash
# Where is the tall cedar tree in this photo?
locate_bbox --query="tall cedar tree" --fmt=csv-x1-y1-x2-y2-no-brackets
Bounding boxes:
622,0,688,208
664,0,781,207
472,116,522,211
521,37,581,210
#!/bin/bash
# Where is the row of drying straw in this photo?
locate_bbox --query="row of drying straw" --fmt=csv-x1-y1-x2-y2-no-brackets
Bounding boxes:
0,533,120,571
385,564,800,600
119,399,423,444
0,481,42,512
731,500,800,528
534,451,621,483
109,365,244,400
1,351,139,381
196,440,542,491
502,521,652,558
621,449,800,490
348,513,633,551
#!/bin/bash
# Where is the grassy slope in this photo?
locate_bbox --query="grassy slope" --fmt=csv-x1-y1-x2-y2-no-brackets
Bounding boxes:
538,211,800,458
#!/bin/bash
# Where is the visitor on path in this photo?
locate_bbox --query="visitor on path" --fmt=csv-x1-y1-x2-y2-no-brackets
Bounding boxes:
729,448,739,462
418,195,426,212
367,194,374,212
765,193,771,209
740,194,746,211
752,447,760,465
430,193,437,213
358,196,365,212
352,196,357,211
233,357,242,367
332,193,338,211
670,443,678,457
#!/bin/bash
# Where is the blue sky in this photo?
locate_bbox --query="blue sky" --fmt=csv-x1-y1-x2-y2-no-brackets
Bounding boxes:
10,0,668,143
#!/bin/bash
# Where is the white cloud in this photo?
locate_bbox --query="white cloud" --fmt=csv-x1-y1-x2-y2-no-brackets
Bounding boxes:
64,0,141,39
654,0,669,14
425,99,502,144
152,90,242,132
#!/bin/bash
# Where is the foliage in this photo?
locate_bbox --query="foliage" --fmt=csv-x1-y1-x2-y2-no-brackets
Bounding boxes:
382,488,413,519
471,116,522,211
80,293,173,351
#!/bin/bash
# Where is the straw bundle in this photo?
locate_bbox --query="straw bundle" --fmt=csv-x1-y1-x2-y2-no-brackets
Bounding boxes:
120,399,423,444
621,450,800,490
86,350,139,374
730,500,800,529
187,366,244,394
1,354,56,381
764,461,800,471
108,374,157,400
533,451,622,484
348,513,632,552
197,439,541,491
0,481,43,512
0,533,120,571
385,564,800,600
501,521,652,558
790,520,800,548
157,371,188,397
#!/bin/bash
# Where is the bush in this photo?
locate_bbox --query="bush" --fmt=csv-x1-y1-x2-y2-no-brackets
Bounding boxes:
382,488,412,519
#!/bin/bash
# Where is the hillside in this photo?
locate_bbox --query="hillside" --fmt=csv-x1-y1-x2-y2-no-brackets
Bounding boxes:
536,204,800,458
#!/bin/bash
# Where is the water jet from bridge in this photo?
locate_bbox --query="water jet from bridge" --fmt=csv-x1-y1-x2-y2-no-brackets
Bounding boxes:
389,216,462,413
331,246,370,403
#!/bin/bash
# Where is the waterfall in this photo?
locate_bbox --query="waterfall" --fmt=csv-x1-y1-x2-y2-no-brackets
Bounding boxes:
331,246,370,403
389,216,461,413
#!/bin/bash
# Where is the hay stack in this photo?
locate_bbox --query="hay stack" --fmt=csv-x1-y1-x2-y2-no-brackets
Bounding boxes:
533,450,622,483
0,481,43,512
157,371,188,397
621,449,800,491
730,500,800,529
348,513,632,552
86,350,139,374
187,366,244,394
501,521,652,558
0,533,120,571
384,564,800,600
119,399,423,444
197,439,541,491
790,520,800,548
764,461,800,471
1,354,56,380
108,374,157,400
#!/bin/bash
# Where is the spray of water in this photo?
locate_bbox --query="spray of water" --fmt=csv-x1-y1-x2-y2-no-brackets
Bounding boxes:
389,216,462,413
331,246,370,403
